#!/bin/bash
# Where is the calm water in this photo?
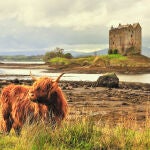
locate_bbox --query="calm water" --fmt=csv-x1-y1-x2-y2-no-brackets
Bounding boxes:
1,61,45,64
0,68,150,83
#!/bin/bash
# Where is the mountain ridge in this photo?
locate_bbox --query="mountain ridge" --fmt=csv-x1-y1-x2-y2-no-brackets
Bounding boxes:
0,47,149,57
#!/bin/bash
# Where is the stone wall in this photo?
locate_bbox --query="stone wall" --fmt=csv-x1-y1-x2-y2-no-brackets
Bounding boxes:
109,23,141,55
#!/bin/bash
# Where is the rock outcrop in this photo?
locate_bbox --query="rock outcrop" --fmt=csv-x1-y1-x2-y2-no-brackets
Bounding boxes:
95,73,119,88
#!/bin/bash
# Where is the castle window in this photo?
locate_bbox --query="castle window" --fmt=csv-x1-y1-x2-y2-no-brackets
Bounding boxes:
129,29,130,32
131,34,133,38
113,42,114,45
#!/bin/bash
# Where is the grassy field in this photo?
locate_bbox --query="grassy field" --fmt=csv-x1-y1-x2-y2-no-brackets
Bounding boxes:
48,56,95,66
48,54,150,68
1,116,150,150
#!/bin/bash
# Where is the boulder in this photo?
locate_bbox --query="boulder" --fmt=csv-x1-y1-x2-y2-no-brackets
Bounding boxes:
95,73,119,88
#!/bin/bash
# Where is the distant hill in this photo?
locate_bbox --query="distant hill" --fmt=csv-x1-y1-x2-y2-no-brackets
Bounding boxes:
69,49,108,57
0,50,44,56
70,47,150,58
142,47,150,57
0,46,149,58
0,55,43,62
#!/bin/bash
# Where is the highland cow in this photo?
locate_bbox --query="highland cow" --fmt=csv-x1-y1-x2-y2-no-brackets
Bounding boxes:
29,73,68,125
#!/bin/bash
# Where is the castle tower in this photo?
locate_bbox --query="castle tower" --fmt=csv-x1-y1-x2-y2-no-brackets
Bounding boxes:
109,23,142,55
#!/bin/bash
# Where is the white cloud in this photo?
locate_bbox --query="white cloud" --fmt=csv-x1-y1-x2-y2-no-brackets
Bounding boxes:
48,43,108,53
13,0,107,30
0,0,150,30
0,0,150,54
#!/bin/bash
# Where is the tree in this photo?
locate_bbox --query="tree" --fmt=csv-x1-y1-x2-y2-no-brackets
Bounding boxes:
64,53,73,59
43,51,58,62
43,47,73,62
54,47,64,57
113,49,118,54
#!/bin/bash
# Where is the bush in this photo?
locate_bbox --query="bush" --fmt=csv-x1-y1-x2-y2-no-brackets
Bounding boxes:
113,49,118,54
108,49,118,54
64,53,73,59
108,49,113,54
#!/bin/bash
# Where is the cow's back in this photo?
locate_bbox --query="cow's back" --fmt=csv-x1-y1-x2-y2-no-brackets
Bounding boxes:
1,84,29,104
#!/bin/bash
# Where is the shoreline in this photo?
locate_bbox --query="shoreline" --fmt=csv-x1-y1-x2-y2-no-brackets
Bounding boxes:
0,78,149,90
0,62,150,74
0,59,149,126
0,78,149,126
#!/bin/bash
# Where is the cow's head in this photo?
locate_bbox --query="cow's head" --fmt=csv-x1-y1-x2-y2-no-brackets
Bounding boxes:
29,73,68,120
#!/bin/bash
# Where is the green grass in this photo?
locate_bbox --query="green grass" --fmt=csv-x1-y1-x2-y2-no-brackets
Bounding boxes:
92,54,127,67
49,55,126,66
47,54,150,69
48,57,70,65
49,56,95,66
99,54,127,60
0,133,18,150
72,56,95,66
1,118,150,150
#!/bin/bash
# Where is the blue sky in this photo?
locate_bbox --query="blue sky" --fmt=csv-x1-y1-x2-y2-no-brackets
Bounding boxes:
0,0,149,55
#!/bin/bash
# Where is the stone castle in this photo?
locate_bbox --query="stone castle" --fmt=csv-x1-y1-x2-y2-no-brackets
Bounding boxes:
109,23,141,55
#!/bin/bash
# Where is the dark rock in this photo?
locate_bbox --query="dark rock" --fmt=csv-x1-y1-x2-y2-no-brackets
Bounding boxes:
62,86,67,90
61,83,73,90
72,83,78,88
12,78,20,84
95,73,119,88
122,102,130,106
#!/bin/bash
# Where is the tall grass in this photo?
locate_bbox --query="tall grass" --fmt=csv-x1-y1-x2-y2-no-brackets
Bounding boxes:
1,101,150,149
1,116,150,150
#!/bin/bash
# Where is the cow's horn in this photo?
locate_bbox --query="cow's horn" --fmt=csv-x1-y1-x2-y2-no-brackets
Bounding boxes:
30,71,37,81
55,73,65,82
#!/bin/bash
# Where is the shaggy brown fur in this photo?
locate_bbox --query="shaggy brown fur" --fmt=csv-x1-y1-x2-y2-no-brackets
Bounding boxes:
0,74,68,135
29,76,68,125
0,84,50,135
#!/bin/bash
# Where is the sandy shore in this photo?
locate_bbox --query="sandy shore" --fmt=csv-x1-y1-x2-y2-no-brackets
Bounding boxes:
63,81,150,126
